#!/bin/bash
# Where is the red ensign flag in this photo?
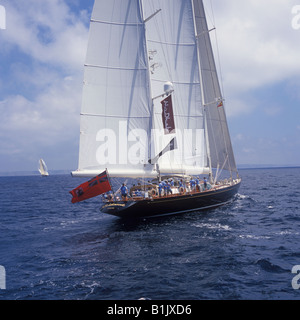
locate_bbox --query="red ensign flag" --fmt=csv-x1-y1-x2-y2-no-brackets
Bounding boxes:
69,170,112,203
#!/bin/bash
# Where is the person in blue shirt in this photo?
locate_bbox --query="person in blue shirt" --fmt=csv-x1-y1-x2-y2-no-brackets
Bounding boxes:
190,178,195,192
166,180,172,195
120,183,128,201
178,179,185,194
195,177,200,192
158,181,163,197
170,179,174,187
203,177,207,190
178,179,183,188
162,180,167,195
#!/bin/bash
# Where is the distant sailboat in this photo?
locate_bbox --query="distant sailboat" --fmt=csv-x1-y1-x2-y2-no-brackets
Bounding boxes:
70,0,241,218
39,159,49,176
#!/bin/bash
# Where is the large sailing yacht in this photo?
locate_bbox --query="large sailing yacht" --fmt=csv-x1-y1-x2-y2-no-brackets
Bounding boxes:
70,0,241,218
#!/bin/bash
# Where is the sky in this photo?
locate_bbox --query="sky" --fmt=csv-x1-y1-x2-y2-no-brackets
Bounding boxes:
0,0,300,173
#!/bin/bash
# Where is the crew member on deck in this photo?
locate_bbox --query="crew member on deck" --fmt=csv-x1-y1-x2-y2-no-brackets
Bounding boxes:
190,177,195,192
120,183,128,201
158,181,163,197
195,177,200,192
166,180,172,196
179,179,185,194
203,177,208,190
162,180,167,196
170,178,174,187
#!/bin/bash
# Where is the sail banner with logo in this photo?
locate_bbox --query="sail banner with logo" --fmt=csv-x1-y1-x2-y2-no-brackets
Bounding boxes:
161,95,175,135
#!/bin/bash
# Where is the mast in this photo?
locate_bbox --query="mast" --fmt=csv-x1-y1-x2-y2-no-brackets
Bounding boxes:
140,1,160,175
142,0,210,177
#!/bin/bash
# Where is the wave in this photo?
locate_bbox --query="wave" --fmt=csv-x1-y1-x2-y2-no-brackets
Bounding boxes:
192,222,232,231
254,259,288,274
238,234,271,240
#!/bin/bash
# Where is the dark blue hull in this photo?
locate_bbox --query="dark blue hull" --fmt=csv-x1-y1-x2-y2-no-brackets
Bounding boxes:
100,180,241,219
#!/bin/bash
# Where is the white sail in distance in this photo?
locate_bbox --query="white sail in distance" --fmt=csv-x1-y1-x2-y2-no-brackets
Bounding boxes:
72,0,238,179
39,159,49,176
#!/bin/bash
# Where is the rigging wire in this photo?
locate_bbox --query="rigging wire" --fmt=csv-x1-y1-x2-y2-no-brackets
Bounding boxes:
207,0,226,100
209,0,239,179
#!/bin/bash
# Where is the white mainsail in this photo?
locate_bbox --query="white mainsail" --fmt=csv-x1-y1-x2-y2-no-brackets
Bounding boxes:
143,0,209,176
72,0,238,180
39,159,49,176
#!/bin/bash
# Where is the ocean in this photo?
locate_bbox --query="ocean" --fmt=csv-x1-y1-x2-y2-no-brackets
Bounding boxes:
0,167,300,300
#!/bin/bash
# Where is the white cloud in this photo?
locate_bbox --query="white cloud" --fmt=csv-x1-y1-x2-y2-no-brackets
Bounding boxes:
2,0,89,70
0,77,82,146
206,0,300,116
0,0,89,170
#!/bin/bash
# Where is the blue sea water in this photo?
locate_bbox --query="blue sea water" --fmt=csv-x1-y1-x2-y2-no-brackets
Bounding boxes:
0,167,300,300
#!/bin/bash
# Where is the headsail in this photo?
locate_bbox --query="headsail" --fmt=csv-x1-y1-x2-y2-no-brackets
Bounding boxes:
73,0,153,178
192,0,238,177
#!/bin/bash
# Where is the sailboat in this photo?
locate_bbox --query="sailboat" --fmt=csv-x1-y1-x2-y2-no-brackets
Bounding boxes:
39,159,49,176
71,0,241,218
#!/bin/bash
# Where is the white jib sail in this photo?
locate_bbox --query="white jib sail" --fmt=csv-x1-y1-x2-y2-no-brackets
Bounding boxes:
192,0,237,176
